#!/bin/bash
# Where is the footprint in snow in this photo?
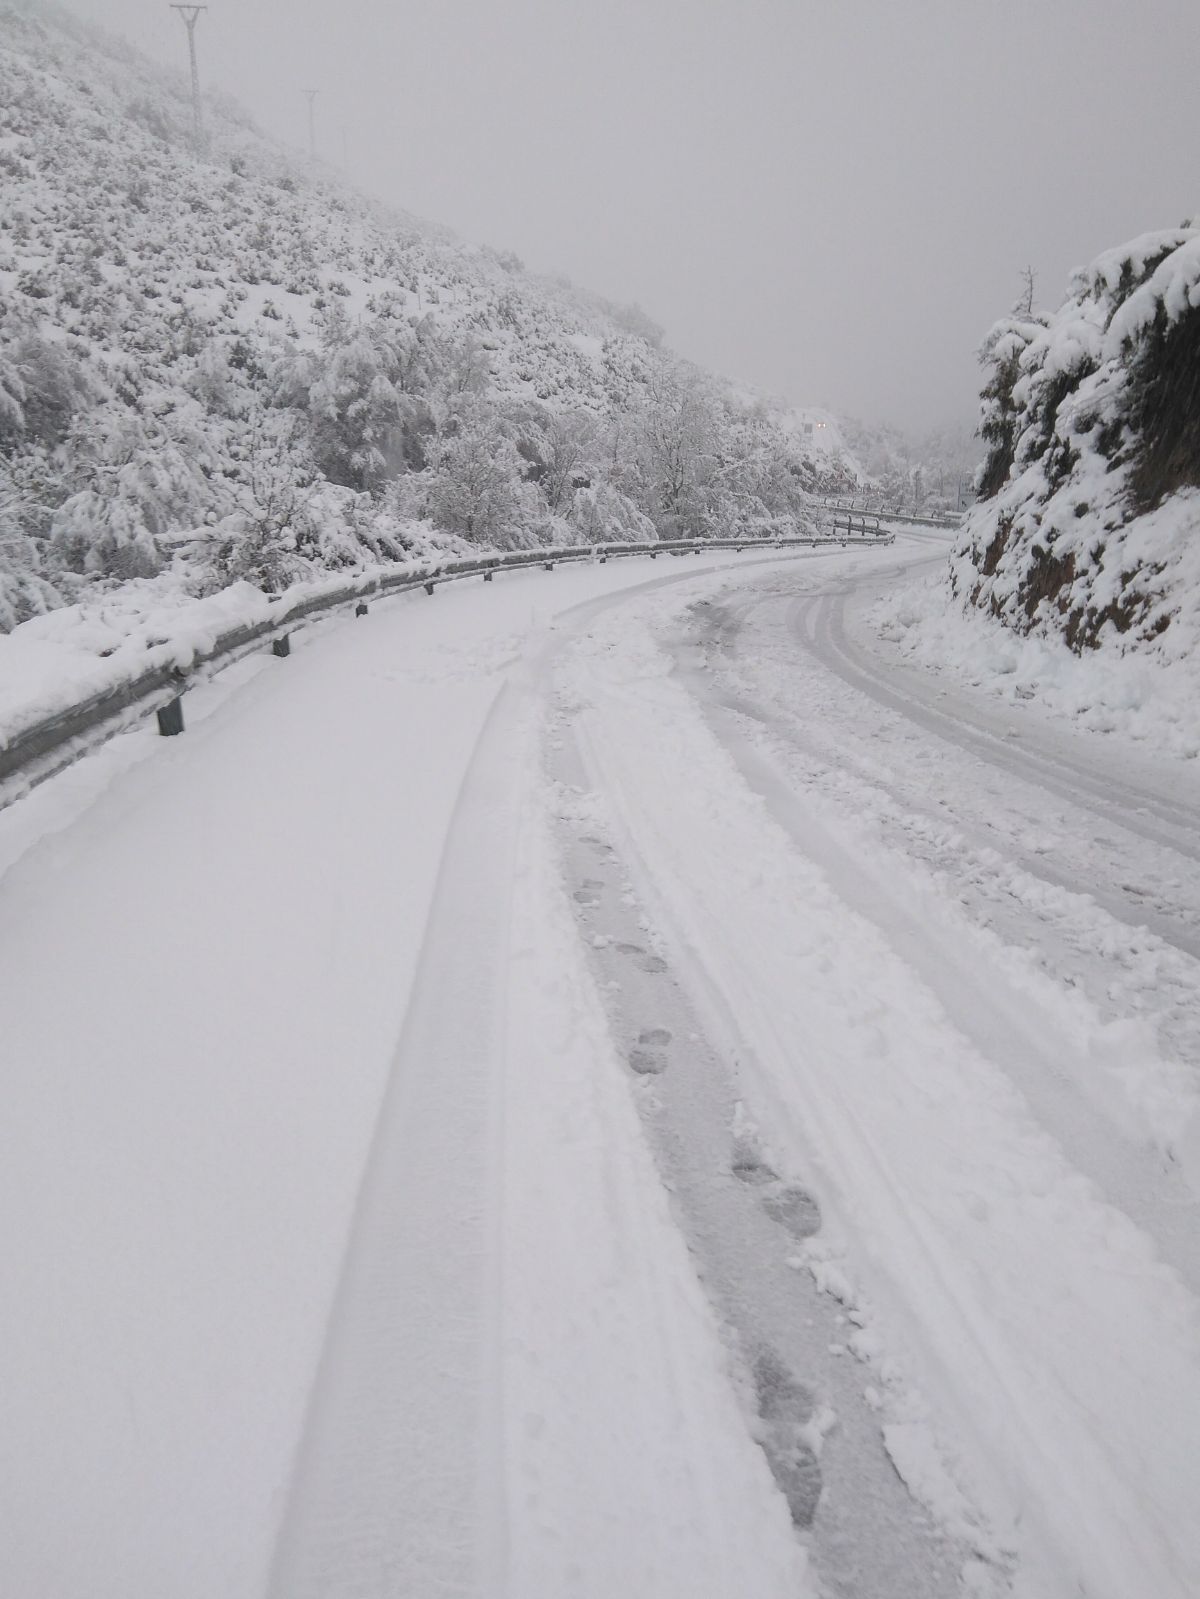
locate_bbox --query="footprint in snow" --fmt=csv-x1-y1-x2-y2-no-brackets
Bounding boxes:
753,1348,824,1528
731,1139,779,1186
762,1186,822,1240
628,1027,672,1075
614,941,669,974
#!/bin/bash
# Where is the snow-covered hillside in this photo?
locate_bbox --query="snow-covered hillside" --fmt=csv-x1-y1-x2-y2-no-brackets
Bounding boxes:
949,223,1200,663
0,0,859,633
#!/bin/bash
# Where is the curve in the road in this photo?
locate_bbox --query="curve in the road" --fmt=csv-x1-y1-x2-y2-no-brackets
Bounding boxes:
784,561,1200,959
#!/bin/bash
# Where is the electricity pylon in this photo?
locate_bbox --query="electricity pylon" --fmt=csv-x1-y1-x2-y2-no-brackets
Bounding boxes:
301,89,318,161
169,5,207,150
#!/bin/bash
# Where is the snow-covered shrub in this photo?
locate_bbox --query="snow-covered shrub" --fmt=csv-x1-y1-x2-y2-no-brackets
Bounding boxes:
568,482,657,545
50,414,215,578
204,412,317,591
303,324,404,492
206,507,304,594
0,464,64,630
0,325,97,448
0,351,25,442
0,552,62,631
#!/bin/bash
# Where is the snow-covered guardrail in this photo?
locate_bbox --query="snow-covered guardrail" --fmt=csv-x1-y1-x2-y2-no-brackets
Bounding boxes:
0,530,893,812
831,511,884,537
821,500,961,530
877,509,962,530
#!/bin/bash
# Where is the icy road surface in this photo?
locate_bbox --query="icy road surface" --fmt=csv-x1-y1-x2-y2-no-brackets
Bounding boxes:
2,536,1199,1599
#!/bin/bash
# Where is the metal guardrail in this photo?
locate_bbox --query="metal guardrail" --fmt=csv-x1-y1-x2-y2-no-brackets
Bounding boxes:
0,529,893,811
820,499,961,530
830,511,884,536
878,510,962,530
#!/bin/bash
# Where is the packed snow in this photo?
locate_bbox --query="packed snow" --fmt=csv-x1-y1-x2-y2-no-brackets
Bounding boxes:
4,538,1199,1598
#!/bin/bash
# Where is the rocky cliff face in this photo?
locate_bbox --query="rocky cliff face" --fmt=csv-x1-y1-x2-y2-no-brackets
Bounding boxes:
950,224,1200,664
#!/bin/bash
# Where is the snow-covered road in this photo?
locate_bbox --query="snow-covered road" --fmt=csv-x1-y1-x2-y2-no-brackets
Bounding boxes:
3,536,1198,1599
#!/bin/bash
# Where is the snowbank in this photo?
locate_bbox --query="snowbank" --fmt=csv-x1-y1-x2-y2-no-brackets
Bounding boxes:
873,561,1200,759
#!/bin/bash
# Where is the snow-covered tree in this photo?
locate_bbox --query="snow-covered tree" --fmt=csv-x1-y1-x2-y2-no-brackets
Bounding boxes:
975,292,1050,499
50,413,214,578
568,482,656,545
425,399,538,547
633,363,720,537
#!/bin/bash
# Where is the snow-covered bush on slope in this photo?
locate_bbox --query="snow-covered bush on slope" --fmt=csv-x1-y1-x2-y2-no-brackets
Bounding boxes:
951,223,1200,663
0,0,856,632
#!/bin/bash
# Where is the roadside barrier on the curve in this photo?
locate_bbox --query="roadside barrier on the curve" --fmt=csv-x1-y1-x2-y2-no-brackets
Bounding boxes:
830,511,884,537
0,530,894,811
821,499,961,530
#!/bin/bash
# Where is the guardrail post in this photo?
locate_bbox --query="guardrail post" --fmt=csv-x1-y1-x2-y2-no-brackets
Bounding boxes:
157,695,185,737
355,602,369,617
271,634,291,658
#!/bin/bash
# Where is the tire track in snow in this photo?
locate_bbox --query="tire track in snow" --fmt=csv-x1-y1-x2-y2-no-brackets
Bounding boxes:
267,679,520,1599
265,549,838,1599
675,676,1200,1298
548,728,988,1599
802,571,1200,870
555,596,1200,1599
696,569,1200,960
683,568,1200,1176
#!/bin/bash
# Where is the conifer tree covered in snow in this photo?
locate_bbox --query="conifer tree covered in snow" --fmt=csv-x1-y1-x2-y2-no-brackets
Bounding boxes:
951,224,1200,659
0,0,857,632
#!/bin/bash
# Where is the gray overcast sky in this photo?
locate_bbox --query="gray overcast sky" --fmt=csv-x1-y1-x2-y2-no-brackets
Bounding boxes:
61,0,1200,433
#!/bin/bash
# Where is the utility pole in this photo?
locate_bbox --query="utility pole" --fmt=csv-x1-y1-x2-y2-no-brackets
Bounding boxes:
301,89,318,161
169,5,207,151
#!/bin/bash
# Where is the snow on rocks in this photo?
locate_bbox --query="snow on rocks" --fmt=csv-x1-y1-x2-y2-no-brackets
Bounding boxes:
873,547,1200,758
945,220,1200,680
